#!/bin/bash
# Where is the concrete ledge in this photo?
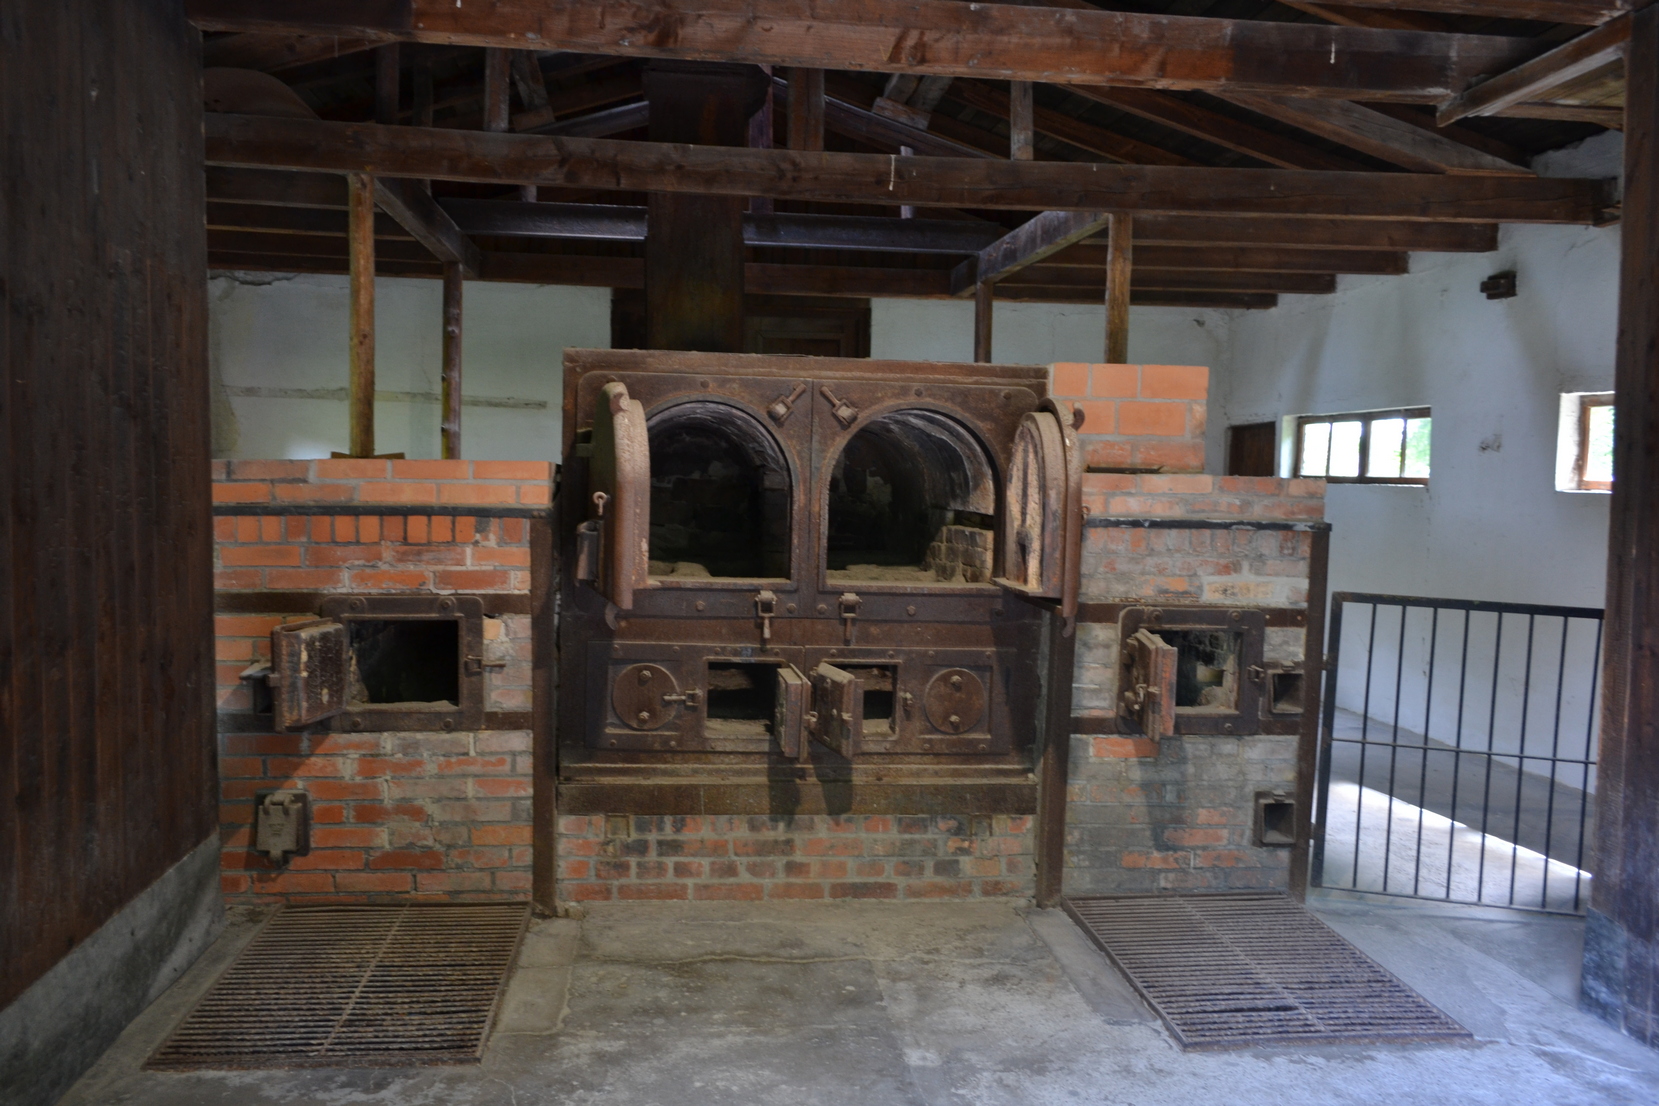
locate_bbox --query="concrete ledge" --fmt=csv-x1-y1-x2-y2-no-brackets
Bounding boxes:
0,835,223,1106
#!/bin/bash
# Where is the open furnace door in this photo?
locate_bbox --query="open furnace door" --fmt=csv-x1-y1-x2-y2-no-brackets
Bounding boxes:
271,619,348,731
1120,628,1178,740
809,662,862,757
586,381,652,610
995,398,1084,627
775,664,809,759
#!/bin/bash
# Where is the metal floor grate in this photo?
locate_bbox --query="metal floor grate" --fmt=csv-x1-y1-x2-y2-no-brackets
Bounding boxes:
147,903,529,1070
1064,893,1470,1050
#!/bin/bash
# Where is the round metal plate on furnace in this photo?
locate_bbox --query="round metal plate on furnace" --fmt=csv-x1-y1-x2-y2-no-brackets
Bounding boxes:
613,663,679,730
924,668,986,734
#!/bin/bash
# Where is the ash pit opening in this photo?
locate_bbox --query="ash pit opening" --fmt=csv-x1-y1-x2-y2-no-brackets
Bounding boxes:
647,401,790,580
826,410,996,585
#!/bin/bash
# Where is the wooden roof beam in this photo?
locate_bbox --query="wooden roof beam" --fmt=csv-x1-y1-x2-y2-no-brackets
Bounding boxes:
944,80,1195,167
949,210,1112,296
1284,0,1626,24
185,0,1541,102
372,176,481,277
202,32,381,71
1223,94,1531,175
1438,14,1632,125
202,114,1616,223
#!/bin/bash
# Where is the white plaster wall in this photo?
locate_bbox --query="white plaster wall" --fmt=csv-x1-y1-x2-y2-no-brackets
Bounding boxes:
870,298,1235,376
1211,221,1619,610
209,273,609,461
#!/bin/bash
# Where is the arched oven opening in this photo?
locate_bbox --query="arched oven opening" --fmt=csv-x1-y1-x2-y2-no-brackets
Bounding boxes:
826,410,997,585
647,401,790,580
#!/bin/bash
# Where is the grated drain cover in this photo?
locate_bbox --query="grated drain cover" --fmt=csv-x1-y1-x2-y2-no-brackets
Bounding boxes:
1064,893,1470,1050
148,903,529,1069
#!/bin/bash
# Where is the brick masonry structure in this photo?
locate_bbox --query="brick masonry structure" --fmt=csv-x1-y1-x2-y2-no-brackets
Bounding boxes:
556,814,1033,902
212,459,546,905
1049,365,1327,896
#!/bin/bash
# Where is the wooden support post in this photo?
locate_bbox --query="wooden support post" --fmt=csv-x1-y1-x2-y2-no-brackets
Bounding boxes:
1586,2,1659,1045
440,260,463,459
347,171,376,458
1104,213,1133,363
484,47,510,132
749,65,774,215
1010,80,1034,161
788,67,824,152
375,44,400,125
974,279,994,363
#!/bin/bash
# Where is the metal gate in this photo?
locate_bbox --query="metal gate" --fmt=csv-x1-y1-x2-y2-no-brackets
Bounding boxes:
1312,593,1602,915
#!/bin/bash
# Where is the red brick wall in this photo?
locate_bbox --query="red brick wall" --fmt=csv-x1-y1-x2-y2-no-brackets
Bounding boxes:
212,460,545,905
556,815,1034,902
1051,361,1210,473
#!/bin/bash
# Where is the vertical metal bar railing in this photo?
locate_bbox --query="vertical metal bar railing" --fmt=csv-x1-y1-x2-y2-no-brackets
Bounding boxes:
1312,593,1602,915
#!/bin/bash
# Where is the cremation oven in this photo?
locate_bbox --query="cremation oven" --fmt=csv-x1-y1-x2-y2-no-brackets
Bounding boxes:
557,350,1085,788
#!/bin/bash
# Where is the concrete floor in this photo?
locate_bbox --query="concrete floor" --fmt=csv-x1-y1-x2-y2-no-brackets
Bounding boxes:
61,894,1659,1106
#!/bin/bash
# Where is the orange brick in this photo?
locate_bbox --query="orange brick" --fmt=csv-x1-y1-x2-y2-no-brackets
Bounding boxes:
1050,362,1090,397
368,849,444,870
439,482,516,505
495,871,534,892
213,482,270,503
1138,474,1213,494
289,850,366,870
1092,737,1159,758
472,825,532,846
1164,828,1228,847
569,883,615,901
350,569,430,590
312,827,385,848
453,847,511,868
332,516,357,542
231,459,310,481
274,483,354,502
306,544,383,566
406,514,430,543
434,756,510,774
1073,400,1115,435
1288,478,1326,498
1134,440,1206,473
766,882,826,900
357,481,438,504
619,883,689,900
309,780,383,801
474,461,551,480
219,757,266,778
392,459,470,480
232,516,260,542
430,516,454,542
221,873,252,894
359,515,382,542
309,735,380,754
1090,363,1138,398
693,883,764,901
222,734,303,756
1118,401,1188,437
1138,364,1208,400
903,880,973,899
517,484,551,506
417,872,493,892
352,802,429,823
1083,439,1133,470
455,516,477,543
470,547,531,567
265,568,346,589
1194,849,1254,868
356,757,429,777
215,615,285,637
311,803,346,824
389,545,467,566
1122,851,1187,869
474,778,532,797
315,458,389,479
249,871,335,893
214,517,236,542
267,756,345,778
435,569,512,591
220,544,301,567
335,872,413,892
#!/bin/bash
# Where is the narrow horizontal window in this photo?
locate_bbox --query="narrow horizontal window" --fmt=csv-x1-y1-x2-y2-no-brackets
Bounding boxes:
1295,407,1430,485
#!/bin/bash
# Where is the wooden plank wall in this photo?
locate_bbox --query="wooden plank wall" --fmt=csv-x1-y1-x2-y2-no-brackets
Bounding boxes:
0,0,215,1008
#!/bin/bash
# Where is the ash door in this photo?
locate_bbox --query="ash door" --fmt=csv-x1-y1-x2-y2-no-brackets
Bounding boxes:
584,381,652,610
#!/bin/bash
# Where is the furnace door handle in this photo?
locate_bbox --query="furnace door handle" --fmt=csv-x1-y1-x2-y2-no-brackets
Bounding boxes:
661,690,702,710
819,385,859,429
465,655,509,676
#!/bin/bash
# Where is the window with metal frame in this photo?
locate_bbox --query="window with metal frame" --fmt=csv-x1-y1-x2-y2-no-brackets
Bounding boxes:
1295,407,1431,485
1576,395,1613,492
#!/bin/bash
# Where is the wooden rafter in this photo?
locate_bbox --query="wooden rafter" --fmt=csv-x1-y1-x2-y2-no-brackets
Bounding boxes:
201,114,1615,223
1438,14,1633,125
202,32,380,71
372,177,481,277
185,0,1540,101
1223,94,1531,175
950,211,1112,295
944,81,1195,167
1286,0,1625,24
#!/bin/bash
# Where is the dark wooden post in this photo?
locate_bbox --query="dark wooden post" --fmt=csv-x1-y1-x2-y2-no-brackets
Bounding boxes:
1104,213,1132,364
788,67,825,152
1585,2,1659,1044
375,44,400,124
974,279,994,363
441,261,463,460
347,171,376,458
642,61,770,352
1010,80,1034,161
484,47,511,132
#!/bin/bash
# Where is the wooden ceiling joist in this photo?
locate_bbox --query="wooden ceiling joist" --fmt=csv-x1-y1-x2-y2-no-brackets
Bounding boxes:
1223,94,1532,175
1438,13,1632,124
186,0,1540,102
202,32,381,72
942,81,1196,167
202,114,1614,223
950,210,1113,296
1286,0,1627,24
372,176,481,277
1124,215,1498,252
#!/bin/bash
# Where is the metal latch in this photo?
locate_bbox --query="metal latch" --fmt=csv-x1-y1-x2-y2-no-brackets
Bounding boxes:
576,490,609,582
767,382,808,425
755,589,778,643
661,689,702,710
1246,664,1267,684
465,655,509,676
838,592,862,645
819,385,859,429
